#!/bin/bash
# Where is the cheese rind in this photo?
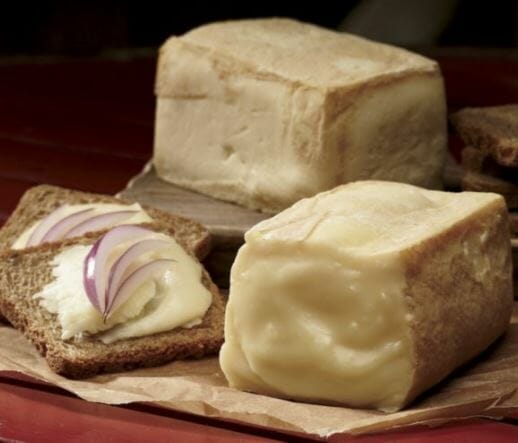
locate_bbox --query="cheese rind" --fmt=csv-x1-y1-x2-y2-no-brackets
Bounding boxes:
220,181,513,410
154,19,447,212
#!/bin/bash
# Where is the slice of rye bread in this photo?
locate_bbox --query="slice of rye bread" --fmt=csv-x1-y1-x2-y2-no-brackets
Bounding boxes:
0,224,225,378
461,145,487,172
461,146,518,210
0,184,211,260
450,105,518,167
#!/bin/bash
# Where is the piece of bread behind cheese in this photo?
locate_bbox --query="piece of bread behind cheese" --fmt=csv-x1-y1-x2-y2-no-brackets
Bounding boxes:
451,105,518,167
461,145,518,208
220,181,513,411
0,224,224,378
450,107,518,210
154,18,447,213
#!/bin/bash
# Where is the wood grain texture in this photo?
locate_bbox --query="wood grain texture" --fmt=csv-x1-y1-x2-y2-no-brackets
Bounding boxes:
0,58,155,160
439,57,518,109
118,163,269,287
118,162,269,238
0,138,145,194
0,100,153,160
0,378,280,443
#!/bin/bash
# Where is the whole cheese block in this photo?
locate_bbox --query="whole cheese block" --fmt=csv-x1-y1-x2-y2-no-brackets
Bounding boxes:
154,18,447,213
219,181,513,411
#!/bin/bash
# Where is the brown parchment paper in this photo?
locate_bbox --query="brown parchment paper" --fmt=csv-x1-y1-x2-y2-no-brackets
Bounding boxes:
1,306,517,439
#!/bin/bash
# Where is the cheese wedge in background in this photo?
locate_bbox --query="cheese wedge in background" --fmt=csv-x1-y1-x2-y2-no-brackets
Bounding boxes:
154,18,447,213
220,181,513,411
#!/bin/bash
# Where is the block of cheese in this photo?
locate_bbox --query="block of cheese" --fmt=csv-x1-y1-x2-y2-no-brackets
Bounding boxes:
219,181,513,411
154,19,447,213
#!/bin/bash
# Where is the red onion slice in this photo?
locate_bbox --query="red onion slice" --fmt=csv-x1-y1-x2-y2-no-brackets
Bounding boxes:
105,258,175,320
106,238,172,312
66,210,138,239
40,208,96,243
26,206,72,247
83,225,157,314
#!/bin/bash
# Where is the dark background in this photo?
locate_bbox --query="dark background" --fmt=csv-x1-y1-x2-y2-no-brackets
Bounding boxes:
1,0,517,57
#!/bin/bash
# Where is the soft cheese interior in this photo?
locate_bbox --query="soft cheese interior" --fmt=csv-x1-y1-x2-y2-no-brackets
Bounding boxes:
154,19,447,213
36,233,213,343
220,181,508,411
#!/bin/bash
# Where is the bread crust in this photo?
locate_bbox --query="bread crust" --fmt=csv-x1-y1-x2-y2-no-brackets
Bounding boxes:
401,197,513,405
0,226,224,379
451,105,518,167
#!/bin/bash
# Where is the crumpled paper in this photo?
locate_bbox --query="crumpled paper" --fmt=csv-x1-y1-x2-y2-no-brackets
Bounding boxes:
1,305,517,439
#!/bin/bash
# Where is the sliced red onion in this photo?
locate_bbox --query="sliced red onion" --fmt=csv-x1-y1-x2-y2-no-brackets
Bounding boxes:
106,238,172,312
83,225,157,314
26,206,72,247
104,258,175,320
66,210,138,239
40,208,95,243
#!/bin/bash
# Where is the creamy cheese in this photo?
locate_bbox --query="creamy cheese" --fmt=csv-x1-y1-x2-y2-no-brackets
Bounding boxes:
36,233,212,343
221,244,413,411
12,203,152,249
220,181,503,411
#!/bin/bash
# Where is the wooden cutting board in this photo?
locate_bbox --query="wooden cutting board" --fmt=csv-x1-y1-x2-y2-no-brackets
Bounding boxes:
118,162,269,287
120,162,518,293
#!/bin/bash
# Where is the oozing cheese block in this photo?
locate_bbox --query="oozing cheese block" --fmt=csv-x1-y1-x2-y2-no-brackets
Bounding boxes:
220,181,513,411
154,18,447,213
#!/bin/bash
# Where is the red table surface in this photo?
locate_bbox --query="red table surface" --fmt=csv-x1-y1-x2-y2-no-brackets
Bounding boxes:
0,54,517,442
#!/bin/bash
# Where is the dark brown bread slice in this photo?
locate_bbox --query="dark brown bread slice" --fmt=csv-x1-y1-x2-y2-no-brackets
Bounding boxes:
460,145,518,209
451,105,518,167
0,184,211,260
0,224,225,379
461,145,486,172
461,145,518,185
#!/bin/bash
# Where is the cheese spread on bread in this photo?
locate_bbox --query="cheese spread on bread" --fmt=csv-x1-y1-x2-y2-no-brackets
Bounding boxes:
36,233,213,343
12,203,152,249
220,181,513,411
